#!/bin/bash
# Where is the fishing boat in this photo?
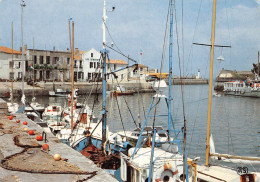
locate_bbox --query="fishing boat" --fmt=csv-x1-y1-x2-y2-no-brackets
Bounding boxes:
195,0,260,181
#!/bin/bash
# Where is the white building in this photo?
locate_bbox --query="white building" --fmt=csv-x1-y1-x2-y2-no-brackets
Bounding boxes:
0,46,23,81
107,64,148,83
81,48,128,81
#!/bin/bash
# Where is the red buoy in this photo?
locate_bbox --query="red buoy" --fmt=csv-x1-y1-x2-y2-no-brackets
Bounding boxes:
36,135,43,141
42,144,49,151
28,130,34,135
9,116,13,120
23,121,28,125
16,119,20,123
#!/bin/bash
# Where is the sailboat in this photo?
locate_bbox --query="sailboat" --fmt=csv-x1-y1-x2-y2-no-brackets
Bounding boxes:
195,0,260,181
115,1,198,181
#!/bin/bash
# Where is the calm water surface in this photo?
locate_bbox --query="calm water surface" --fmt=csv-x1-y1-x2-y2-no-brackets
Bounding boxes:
11,84,260,171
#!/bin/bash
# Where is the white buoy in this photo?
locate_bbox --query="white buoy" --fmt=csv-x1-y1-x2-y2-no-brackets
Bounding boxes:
54,154,61,161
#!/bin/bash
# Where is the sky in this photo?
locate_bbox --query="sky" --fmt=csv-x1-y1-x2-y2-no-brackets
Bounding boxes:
0,0,260,78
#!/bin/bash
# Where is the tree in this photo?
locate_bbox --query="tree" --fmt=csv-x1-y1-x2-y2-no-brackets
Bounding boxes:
251,63,259,76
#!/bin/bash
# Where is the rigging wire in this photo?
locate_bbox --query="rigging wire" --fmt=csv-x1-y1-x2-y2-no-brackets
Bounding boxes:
107,54,139,128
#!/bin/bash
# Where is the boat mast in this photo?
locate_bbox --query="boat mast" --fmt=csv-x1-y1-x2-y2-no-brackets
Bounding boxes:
11,22,14,105
257,51,260,78
21,1,26,104
101,0,108,151
168,0,173,133
205,0,217,167
70,21,74,132
32,37,35,99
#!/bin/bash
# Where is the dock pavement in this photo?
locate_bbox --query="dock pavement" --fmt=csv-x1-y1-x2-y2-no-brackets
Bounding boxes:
0,99,116,182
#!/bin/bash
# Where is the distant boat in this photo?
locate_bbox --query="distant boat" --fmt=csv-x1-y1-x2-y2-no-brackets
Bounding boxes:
49,88,68,97
223,80,260,97
110,85,134,96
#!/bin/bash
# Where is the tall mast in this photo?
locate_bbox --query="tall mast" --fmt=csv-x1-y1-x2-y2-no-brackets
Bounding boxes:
70,21,74,132
168,0,173,132
21,1,26,103
257,51,260,78
32,37,35,99
11,22,14,105
103,0,107,49
205,0,217,167
101,0,107,152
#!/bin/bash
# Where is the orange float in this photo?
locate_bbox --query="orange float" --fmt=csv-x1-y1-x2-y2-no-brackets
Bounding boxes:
16,119,20,123
42,144,49,151
9,116,13,120
23,121,28,125
28,130,34,135
36,135,43,141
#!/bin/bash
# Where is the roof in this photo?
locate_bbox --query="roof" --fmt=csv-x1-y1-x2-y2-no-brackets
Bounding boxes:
0,46,22,55
136,64,148,68
79,51,86,55
106,59,127,65
236,71,253,75
74,55,82,60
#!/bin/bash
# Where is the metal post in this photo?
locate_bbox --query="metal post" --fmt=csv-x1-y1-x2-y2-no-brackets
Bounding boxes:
206,0,217,167
148,128,156,182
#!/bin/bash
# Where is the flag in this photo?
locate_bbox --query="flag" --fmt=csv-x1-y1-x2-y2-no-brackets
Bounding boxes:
140,50,143,56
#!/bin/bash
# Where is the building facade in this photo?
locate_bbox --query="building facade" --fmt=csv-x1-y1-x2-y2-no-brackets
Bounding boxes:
81,48,128,81
0,46,23,81
107,64,148,83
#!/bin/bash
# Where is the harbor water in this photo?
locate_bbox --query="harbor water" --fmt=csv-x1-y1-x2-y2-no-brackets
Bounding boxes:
7,84,260,171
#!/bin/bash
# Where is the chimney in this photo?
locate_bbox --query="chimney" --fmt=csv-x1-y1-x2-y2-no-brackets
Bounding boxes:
24,44,27,51
75,48,79,55
67,48,70,52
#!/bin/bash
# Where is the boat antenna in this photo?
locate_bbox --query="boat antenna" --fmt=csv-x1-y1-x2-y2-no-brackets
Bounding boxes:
32,37,35,101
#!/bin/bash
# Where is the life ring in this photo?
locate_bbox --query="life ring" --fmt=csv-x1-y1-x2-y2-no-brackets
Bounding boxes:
155,163,178,182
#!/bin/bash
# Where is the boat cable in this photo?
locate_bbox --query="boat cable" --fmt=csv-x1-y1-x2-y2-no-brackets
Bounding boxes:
69,54,103,138
106,54,139,128
103,21,137,64
104,19,148,125
114,93,127,137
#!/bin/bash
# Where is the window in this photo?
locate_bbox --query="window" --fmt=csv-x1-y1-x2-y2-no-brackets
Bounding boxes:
34,55,37,64
46,56,50,64
9,61,12,69
18,62,21,68
54,57,59,64
94,62,96,68
121,74,124,80
18,72,23,79
80,61,82,68
9,72,14,80
67,58,70,65
40,56,44,64
140,67,143,71
114,64,116,70
91,53,93,57
88,73,91,79
90,62,93,68
46,70,50,79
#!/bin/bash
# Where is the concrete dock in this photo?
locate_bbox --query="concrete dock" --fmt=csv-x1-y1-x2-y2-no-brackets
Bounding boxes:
0,99,116,182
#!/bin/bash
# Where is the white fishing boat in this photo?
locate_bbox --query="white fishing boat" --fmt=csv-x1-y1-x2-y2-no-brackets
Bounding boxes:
49,88,68,97
223,80,260,97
